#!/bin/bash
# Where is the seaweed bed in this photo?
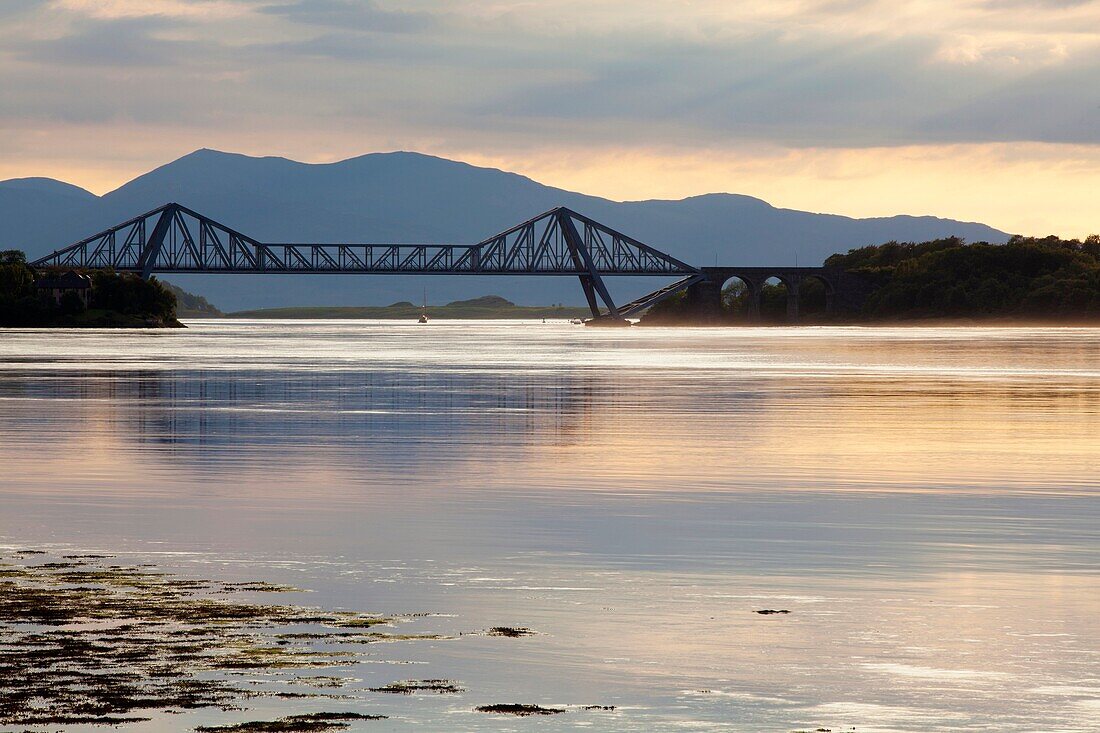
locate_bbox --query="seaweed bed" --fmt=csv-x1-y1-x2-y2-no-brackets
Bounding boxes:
475,704,565,716
194,712,386,732
369,679,465,695
0,550,449,728
486,626,534,637
0,549,616,729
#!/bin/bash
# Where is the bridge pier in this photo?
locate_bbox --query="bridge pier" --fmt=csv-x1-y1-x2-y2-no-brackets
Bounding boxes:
785,275,800,323
684,276,724,323
744,284,761,323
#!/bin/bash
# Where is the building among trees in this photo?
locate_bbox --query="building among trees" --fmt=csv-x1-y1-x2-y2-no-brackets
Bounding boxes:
35,270,92,307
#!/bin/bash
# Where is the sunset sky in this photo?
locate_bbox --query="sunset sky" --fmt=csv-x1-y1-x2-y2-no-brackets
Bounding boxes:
1,0,1099,236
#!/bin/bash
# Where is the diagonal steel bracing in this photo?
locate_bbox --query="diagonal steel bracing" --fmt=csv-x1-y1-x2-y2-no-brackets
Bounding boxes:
30,203,702,320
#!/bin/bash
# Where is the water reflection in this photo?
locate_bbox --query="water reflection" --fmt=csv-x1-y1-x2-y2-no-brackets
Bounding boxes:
0,368,607,450
0,322,1098,732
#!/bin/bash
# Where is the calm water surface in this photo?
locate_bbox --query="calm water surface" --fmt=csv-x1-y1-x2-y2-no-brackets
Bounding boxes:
1,321,1098,732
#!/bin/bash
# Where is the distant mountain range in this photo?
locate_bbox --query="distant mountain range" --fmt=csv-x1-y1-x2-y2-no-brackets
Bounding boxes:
0,149,1010,310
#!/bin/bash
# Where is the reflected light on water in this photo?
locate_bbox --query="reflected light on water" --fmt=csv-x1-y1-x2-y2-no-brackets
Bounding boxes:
0,321,1098,732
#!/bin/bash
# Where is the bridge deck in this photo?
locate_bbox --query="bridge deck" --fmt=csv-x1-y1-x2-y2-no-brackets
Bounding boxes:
30,203,858,321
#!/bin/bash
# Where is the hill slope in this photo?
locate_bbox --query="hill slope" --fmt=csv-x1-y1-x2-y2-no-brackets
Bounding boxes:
0,178,101,260
0,150,1010,310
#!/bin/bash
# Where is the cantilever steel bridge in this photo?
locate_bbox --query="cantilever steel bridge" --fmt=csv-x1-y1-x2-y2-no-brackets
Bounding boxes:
30,203,707,320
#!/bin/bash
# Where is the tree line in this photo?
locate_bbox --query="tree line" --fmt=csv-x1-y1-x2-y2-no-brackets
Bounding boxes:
643,233,1100,324
826,234,1100,319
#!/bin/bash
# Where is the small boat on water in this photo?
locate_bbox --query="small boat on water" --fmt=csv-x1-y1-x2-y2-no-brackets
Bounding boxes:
418,287,429,323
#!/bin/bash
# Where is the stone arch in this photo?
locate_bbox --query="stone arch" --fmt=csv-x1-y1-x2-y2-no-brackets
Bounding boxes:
758,275,795,323
798,273,836,319
719,275,756,321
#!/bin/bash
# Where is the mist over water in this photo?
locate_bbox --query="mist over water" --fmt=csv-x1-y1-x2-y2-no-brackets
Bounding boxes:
1,321,1098,731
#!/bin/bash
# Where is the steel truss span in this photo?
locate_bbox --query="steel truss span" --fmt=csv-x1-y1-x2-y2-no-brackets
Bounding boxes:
31,203,703,320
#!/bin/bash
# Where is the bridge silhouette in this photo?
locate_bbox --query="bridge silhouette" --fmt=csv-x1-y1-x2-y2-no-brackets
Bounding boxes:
31,203,865,321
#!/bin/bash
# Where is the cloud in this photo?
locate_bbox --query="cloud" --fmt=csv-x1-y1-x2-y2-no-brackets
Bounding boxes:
4,0,1099,150
917,60,1100,144
258,0,435,33
980,0,1095,8
50,0,253,20
2,0,1100,241
12,15,206,67
0,1,48,20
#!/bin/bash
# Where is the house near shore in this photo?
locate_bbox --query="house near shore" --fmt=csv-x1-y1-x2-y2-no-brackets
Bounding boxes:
36,271,92,306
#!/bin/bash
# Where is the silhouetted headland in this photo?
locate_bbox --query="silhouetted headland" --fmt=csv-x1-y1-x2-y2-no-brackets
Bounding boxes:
0,250,182,328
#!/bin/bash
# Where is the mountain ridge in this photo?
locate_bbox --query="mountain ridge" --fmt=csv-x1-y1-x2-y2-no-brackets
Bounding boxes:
0,149,1011,310
0,177,97,199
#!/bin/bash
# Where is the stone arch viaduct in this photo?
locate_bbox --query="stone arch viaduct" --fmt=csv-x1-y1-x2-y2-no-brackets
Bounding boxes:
681,267,875,322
